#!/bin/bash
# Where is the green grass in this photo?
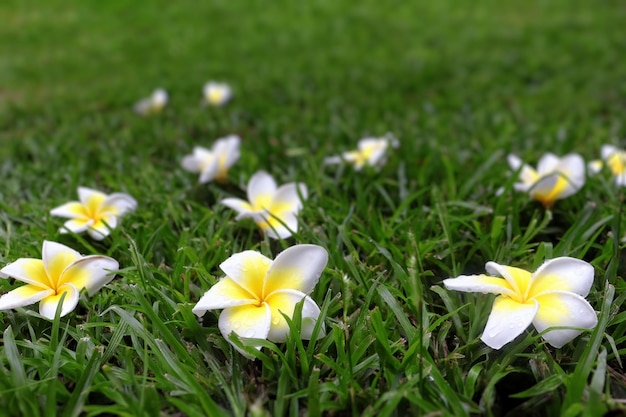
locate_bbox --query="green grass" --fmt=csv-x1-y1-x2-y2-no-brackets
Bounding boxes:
1,0,626,415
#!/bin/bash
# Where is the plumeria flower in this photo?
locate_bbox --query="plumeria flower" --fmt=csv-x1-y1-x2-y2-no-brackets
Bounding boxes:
202,81,232,106
50,187,137,240
181,135,241,184
443,257,597,349
133,88,168,115
588,145,626,186
505,153,585,207
221,171,307,239
192,244,328,357
0,241,119,319
324,134,399,171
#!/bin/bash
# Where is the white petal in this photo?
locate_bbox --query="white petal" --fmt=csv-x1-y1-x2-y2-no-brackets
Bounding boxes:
218,303,271,357
587,160,603,174
0,285,54,310
536,153,560,175
272,183,308,212
86,221,112,240
530,257,594,297
220,198,254,217
263,211,298,240
507,154,523,171
601,145,618,160
214,135,241,168
485,262,527,295
264,244,328,296
532,291,598,348
556,154,585,190
77,187,106,206
39,283,80,319
265,289,322,342
443,274,516,296
219,251,272,298
0,258,51,288
42,241,82,282
198,161,220,184
59,255,119,295
481,296,539,349
192,278,258,316
529,173,560,199
61,219,93,234
616,173,626,187
181,154,201,172
50,202,87,219
102,193,137,215
247,171,277,205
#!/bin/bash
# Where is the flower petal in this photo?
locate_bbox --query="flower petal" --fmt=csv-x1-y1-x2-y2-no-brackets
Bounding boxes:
261,211,298,240
247,171,277,207
102,193,137,216
59,255,119,294
60,219,93,234
529,257,594,298
43,241,82,282
556,154,585,190
270,183,307,213
39,283,80,319
536,153,560,175
481,296,538,349
214,135,241,168
219,251,272,299
0,285,54,310
86,221,112,240
220,198,255,218
77,187,107,211
485,262,531,296
181,155,201,173
50,202,87,219
0,258,52,288
507,154,539,186
218,303,271,357
442,274,515,296
264,289,322,342
192,278,258,316
532,291,598,348
601,145,618,160
587,160,603,174
264,244,328,296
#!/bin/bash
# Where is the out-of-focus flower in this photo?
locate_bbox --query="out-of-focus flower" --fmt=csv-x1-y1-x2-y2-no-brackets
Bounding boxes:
192,244,327,357
203,81,232,106
50,187,137,240
443,257,597,349
0,241,119,319
588,145,626,186
506,153,585,207
133,88,168,115
324,134,399,171
181,135,241,184
221,171,307,239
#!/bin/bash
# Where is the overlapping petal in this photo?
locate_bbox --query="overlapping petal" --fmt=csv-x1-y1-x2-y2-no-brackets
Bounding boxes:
60,255,119,294
218,303,271,344
481,296,539,349
442,274,515,296
0,258,51,288
43,241,82,283
50,202,88,219
192,278,259,315
39,283,80,319
0,285,54,310
264,245,330,296
247,171,277,208
219,251,272,298
265,289,322,342
530,257,594,297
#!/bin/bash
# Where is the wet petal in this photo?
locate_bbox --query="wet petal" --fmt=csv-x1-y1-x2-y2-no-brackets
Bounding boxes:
0,285,54,310
0,258,53,288
442,274,515,296
264,289,321,342
481,296,538,349
218,303,271,357
532,291,598,348
59,255,119,294
247,171,277,206
50,202,88,219
192,278,258,316
39,283,80,319
264,244,328,296
219,251,272,299
529,257,594,298
485,262,531,296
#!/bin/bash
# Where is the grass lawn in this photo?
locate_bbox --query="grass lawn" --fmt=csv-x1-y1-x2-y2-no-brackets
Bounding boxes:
1,0,626,415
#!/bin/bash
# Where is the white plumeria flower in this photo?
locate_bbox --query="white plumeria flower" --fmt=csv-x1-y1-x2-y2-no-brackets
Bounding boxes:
506,153,585,208
203,81,232,106
133,88,168,115
443,257,597,349
588,145,626,186
181,135,241,184
0,241,119,319
221,171,307,239
193,244,328,358
50,187,137,240
324,134,399,171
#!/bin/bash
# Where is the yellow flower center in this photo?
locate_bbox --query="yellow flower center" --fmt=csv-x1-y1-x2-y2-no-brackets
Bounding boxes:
607,151,626,175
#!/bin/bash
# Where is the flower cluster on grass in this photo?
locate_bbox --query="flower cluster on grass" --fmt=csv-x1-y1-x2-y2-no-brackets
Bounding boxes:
133,88,168,115
181,135,241,184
